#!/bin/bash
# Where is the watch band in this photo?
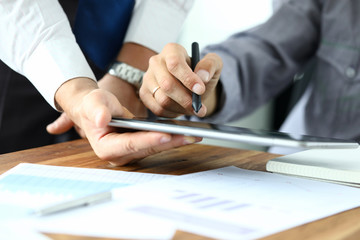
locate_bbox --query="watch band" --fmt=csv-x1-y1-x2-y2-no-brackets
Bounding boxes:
107,61,144,89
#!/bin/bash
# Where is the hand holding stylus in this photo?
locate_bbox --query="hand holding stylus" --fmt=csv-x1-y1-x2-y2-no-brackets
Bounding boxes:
139,42,223,118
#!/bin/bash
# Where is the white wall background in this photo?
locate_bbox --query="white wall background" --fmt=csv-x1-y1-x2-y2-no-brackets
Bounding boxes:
177,0,274,151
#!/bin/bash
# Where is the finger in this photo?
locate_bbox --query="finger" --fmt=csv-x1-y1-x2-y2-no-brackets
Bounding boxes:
148,54,194,110
193,53,223,117
152,88,189,116
140,72,186,118
141,82,207,118
141,92,183,118
108,134,203,166
195,53,223,84
74,125,86,138
46,112,74,135
163,44,205,95
95,131,174,162
148,56,201,115
83,89,133,128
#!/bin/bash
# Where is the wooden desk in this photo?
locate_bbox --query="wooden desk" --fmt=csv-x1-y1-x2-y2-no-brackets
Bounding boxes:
1,139,360,240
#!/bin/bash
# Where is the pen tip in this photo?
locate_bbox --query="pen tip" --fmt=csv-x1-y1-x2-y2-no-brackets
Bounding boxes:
192,102,202,113
192,93,202,113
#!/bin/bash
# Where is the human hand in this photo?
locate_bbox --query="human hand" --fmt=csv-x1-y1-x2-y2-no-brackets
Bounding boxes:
47,73,147,139
140,43,223,118
47,77,201,166
47,111,85,138
98,73,147,117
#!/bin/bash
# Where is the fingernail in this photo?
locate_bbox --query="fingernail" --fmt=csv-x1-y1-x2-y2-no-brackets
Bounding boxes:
192,83,204,95
183,136,196,145
197,70,210,83
160,135,172,144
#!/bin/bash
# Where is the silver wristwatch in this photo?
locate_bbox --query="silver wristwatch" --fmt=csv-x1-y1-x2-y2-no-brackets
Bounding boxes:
107,61,144,89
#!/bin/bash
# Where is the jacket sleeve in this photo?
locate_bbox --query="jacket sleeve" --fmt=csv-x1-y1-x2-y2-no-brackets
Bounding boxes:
198,0,322,124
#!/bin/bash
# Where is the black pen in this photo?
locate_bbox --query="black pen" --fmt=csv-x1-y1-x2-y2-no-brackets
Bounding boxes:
191,42,202,113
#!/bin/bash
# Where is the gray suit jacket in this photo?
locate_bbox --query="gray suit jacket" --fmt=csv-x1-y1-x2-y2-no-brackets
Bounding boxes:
200,0,360,141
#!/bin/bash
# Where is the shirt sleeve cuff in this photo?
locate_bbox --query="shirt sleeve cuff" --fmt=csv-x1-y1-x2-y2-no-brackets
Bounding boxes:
124,0,194,53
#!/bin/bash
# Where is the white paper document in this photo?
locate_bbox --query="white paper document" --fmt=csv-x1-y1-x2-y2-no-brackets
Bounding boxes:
0,162,174,238
0,222,51,240
0,163,172,213
31,166,360,240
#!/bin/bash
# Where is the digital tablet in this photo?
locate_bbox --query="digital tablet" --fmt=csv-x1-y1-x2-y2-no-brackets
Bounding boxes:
109,117,359,149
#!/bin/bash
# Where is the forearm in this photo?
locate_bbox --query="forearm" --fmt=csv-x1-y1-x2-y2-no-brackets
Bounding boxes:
116,42,156,71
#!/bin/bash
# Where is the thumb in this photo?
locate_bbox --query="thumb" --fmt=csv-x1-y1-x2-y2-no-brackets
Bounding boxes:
92,104,135,128
46,112,74,134
84,90,135,128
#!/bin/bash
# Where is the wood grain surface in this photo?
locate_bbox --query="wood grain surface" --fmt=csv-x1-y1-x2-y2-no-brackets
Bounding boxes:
1,139,359,240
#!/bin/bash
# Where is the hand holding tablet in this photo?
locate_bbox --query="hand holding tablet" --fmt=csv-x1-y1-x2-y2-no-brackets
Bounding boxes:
109,117,359,149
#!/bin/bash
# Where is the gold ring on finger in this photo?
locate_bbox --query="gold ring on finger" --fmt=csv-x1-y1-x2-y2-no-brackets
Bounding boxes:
152,86,161,98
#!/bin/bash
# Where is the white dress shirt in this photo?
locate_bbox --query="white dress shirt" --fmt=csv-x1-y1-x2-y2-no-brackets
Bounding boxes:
0,0,193,109
126,0,194,53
